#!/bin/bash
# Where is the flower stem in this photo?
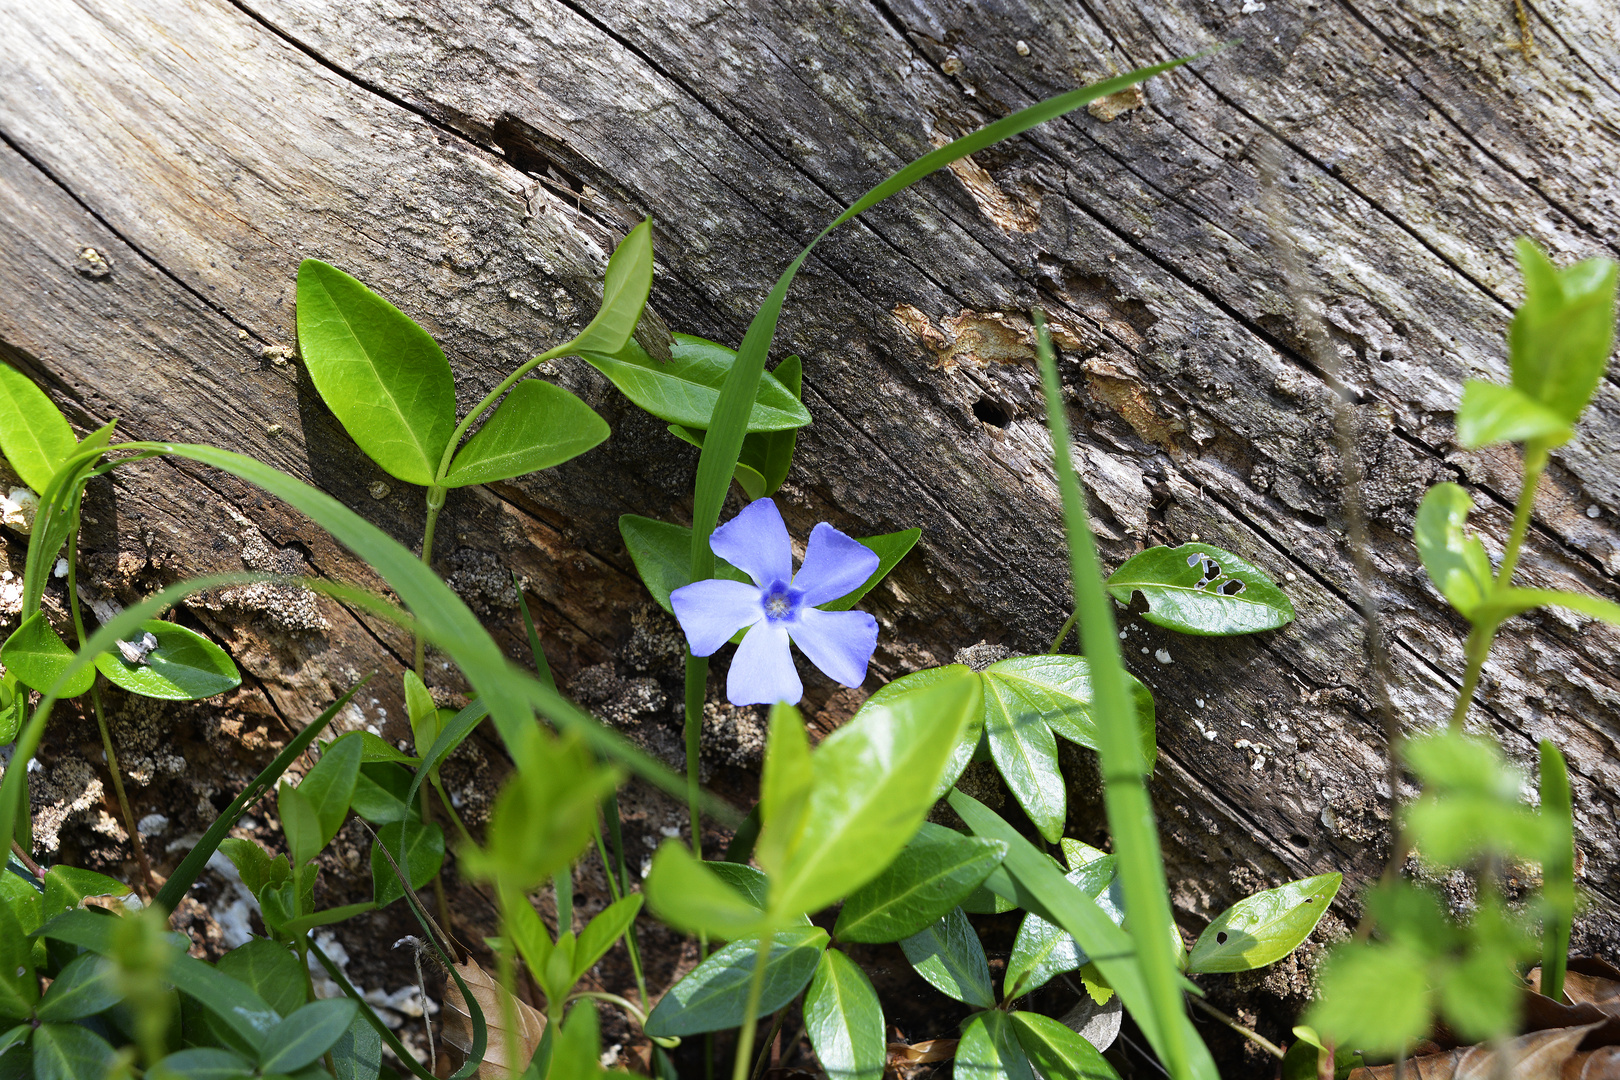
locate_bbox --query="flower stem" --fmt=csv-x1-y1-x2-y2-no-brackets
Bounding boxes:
1048,609,1078,654
731,935,774,1080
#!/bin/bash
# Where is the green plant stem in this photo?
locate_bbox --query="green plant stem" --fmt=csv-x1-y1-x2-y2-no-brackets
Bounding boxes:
731,936,774,1080
414,484,447,676
1539,739,1574,1002
1188,996,1284,1060
682,653,707,859
496,933,526,1076
431,775,475,847
1447,622,1496,732
751,1008,788,1080
1048,609,1078,654
65,528,154,894
594,808,650,1008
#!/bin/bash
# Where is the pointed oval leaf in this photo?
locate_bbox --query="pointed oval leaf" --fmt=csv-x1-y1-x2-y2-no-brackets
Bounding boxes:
982,656,1155,768
370,819,445,907
1010,1011,1120,1080
217,939,305,1019
573,894,643,985
149,1046,257,1079
330,1010,383,1080
295,259,456,486
1,612,94,697
0,900,37,1021
258,998,359,1073
956,1010,1035,1080
301,731,364,847
443,379,609,487
1455,380,1571,450
804,949,885,1080
834,827,1007,944
1415,484,1493,618
983,677,1067,844
567,219,655,358
643,842,769,941
31,1022,116,1080
94,619,241,701
1105,543,1294,635
1188,873,1343,974
277,780,323,867
582,333,810,433
41,866,131,921
1508,240,1617,424
899,907,994,1008
1005,857,1120,999
35,953,120,1021
642,926,828,1038
0,363,76,493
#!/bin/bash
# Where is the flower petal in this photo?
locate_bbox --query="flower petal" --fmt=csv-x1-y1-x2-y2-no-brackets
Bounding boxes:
726,622,802,706
670,579,763,656
792,522,880,606
709,497,793,588
787,607,878,688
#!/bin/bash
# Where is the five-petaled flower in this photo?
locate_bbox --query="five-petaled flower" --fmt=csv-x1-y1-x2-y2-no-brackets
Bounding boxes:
671,498,880,706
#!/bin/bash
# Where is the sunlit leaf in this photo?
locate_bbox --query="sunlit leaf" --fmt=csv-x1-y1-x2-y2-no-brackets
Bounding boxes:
834,824,1006,944
582,333,810,433
804,949,885,1080
642,927,828,1038
1004,856,1119,998
94,619,241,701
1186,873,1341,974
644,842,770,940
567,219,656,359
984,656,1156,767
1,612,93,697
0,362,76,493
442,379,608,487
1011,1010,1121,1080
955,1010,1034,1080
1454,380,1571,450
572,895,642,985
301,731,364,848
1104,543,1294,636
1305,941,1432,1057
1508,239,1617,425
757,703,813,883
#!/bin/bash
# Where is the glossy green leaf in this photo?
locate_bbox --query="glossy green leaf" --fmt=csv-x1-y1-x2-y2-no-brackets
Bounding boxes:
1187,873,1341,974
984,656,1156,768
1280,1027,1362,1080
642,926,828,1038
149,1047,257,1080
31,1022,115,1080
302,731,364,847
804,949,885,1080
259,998,360,1073
295,259,455,486
41,866,130,921
756,702,813,883
1,613,93,697
347,732,417,765
703,862,772,911
573,894,641,984
566,219,656,358
834,825,1007,944
94,618,241,701
278,780,323,867
983,672,1067,843
1305,941,1432,1057
217,939,305,1019
1414,484,1493,618
35,952,119,1021
1454,380,1571,450
0,363,75,494
0,672,20,745
370,820,445,906
1005,856,1120,998
667,424,770,500
1104,543,1294,636
852,667,985,802
402,670,437,759
619,514,750,614
0,871,41,936
644,842,769,940
582,333,810,433
899,906,993,1008
1508,239,1617,424
956,1010,1034,1080
818,528,921,612
1010,1011,1120,1080
768,665,983,920
442,379,608,487
0,1026,24,1061
0,900,36,1020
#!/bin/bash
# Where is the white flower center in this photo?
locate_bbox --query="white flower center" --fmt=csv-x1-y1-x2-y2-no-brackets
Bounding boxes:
764,593,792,619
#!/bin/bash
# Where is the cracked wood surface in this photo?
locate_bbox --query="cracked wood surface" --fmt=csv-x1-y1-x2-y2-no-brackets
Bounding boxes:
1,0,1618,1022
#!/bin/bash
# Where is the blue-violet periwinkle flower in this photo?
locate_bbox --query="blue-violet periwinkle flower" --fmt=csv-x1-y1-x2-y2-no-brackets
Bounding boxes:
670,498,880,706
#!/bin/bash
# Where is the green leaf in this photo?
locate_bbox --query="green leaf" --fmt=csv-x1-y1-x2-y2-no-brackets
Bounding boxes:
1186,873,1341,974
0,870,41,936
1400,732,1547,866
1305,941,1432,1057
756,702,813,883
35,952,119,1021
1004,856,1120,998
403,669,438,760
348,732,418,765
641,926,828,1038
0,363,76,494
370,820,445,906
1280,1028,1362,1080
572,894,642,984
757,354,802,494
619,514,750,615
1454,380,1571,449
582,333,810,433
218,838,291,897
1104,543,1294,636
768,665,983,920
217,939,305,1019
259,998,360,1073
804,949,885,1080
30,1022,115,1080
442,380,608,487
566,219,656,358
1508,239,1617,424
667,424,770,501
0,613,93,697
1538,740,1575,1003
1414,484,1494,618
0,1026,25,1061
983,670,1067,843
817,528,921,612
0,899,37,1021
330,1011,383,1080
295,259,456,486
702,862,774,912
302,731,364,847
1468,586,1620,628
42,866,131,921
149,1047,258,1080
956,1010,1035,1080
834,826,1007,944
278,780,323,867
0,672,21,746
983,656,1156,769
854,667,986,802
1011,1011,1120,1080
94,618,242,701
644,842,770,940
899,906,993,1008
349,763,417,825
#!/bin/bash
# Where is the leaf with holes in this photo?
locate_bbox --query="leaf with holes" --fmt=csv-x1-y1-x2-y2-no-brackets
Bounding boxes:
1188,873,1342,974
94,619,241,701
1105,543,1293,636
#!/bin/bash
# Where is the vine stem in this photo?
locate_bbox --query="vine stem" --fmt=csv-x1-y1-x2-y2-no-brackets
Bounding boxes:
9,838,43,878
1188,996,1284,1060
731,935,774,1080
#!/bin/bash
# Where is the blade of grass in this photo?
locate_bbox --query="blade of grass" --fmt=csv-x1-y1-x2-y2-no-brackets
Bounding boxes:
1538,739,1574,1001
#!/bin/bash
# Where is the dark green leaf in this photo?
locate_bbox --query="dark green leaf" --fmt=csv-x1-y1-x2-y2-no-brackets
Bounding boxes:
330,1011,383,1080
0,900,37,1021
757,354,802,494
1414,484,1493,618
1454,380,1570,449
349,762,418,825
301,731,364,847
983,673,1067,843
817,528,922,613
1004,857,1120,998
582,333,809,433
278,780,323,867
149,1047,257,1079
295,260,456,486
259,998,360,1073
0,1030,26,1064
217,938,305,1019
804,949,885,1080
566,219,655,358
1280,1027,1362,1080
1508,239,1617,424
442,379,608,487
667,424,770,500
983,656,1156,768
573,894,642,984
899,906,993,1008
94,618,241,701
370,820,445,906
0,870,42,935
42,866,130,921
217,838,291,898
619,513,758,615
1305,941,1432,1057
1104,543,1294,636
1,613,93,698
35,952,119,1021
0,364,75,494
834,827,1007,944
1187,873,1341,974
31,1022,115,1080
1010,1011,1120,1080
641,926,828,1038
955,1010,1034,1080
644,842,769,940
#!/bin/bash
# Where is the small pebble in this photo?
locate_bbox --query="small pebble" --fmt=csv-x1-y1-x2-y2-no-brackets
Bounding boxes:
1118,630,1127,639
1189,533,1200,541
53,558,68,578
136,813,169,837
1015,39,1030,55
1196,698,1205,708
941,55,964,75
266,423,282,435
1154,648,1173,664
1140,646,1149,654
1588,505,1602,519
368,481,390,500
1285,572,1297,581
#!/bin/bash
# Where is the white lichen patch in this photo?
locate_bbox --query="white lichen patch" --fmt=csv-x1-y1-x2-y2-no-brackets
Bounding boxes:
27,755,105,852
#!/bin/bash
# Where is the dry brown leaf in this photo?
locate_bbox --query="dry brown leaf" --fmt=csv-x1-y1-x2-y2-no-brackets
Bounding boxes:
1564,1047,1620,1079
1565,973,1620,1016
440,959,547,1079
886,1038,956,1064
1350,1024,1600,1080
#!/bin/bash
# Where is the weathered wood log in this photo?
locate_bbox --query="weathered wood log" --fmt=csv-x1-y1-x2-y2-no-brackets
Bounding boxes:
1,0,1618,1064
